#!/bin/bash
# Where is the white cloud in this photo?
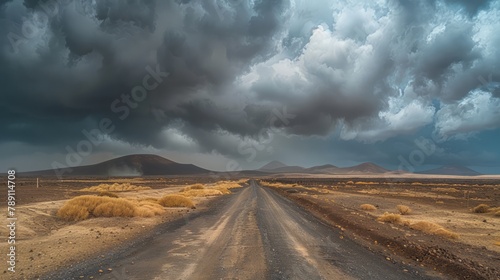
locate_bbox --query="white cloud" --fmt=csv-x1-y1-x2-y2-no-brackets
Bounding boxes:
340,95,435,142
434,90,500,140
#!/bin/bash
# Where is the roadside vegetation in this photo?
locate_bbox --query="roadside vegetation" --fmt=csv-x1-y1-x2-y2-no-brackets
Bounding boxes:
377,212,404,224
57,194,192,221
396,205,412,215
410,221,459,239
81,183,151,192
58,180,246,221
179,181,244,197
360,204,377,211
98,191,119,198
158,195,195,208
472,204,500,217
377,212,458,239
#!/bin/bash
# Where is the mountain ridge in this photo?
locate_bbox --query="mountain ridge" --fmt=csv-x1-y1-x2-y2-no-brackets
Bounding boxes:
417,165,482,176
23,154,209,177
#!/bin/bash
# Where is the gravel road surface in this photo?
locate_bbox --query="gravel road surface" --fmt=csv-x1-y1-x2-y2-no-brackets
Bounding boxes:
48,180,440,280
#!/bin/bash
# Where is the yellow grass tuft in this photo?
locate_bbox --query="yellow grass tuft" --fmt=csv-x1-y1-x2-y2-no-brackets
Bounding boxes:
181,189,224,197
57,195,169,221
81,183,151,192
98,191,119,198
189,184,205,189
377,212,402,224
158,195,195,208
360,204,377,211
57,203,90,221
93,200,135,218
214,181,244,189
260,181,305,189
495,241,500,246
139,197,159,203
410,221,459,239
179,181,242,197
397,205,412,215
135,200,166,217
473,204,490,213
57,196,136,221
485,207,500,217
214,186,231,194
181,184,205,192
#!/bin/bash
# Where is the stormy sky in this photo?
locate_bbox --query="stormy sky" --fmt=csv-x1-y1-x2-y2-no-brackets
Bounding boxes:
0,0,499,174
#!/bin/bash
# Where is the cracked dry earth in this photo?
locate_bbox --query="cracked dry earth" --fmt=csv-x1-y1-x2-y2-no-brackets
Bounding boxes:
46,181,441,280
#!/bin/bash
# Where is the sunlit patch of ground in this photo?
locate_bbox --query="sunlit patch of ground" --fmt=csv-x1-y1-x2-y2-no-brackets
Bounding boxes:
0,177,247,279
263,179,499,253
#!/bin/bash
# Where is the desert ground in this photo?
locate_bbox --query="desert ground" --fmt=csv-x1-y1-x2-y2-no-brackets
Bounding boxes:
0,175,499,279
261,176,500,279
0,176,242,279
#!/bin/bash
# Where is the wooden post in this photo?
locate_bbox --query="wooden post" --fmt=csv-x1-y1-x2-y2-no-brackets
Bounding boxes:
37,178,39,189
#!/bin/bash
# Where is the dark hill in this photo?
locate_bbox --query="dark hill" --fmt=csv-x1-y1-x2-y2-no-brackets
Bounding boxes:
418,165,481,176
24,154,209,177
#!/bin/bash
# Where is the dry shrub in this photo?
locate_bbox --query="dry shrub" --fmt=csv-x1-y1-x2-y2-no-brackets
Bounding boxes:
494,211,500,217
260,181,300,189
410,221,459,239
487,206,500,213
473,204,490,213
214,181,244,189
93,200,135,217
233,179,248,184
360,204,377,211
207,180,244,195
57,203,89,221
57,196,136,221
355,181,376,185
397,205,412,215
158,195,195,208
181,184,205,192
189,184,205,190
181,189,224,197
81,183,151,192
135,200,165,217
98,191,119,198
139,197,159,203
377,212,402,224
215,186,231,194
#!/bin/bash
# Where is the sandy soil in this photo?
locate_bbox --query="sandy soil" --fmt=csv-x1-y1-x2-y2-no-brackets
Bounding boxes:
264,177,500,279
0,177,230,280
2,176,498,279
47,181,435,280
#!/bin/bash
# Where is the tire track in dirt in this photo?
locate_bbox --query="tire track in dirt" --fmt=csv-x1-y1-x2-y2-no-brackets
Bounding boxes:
50,180,440,280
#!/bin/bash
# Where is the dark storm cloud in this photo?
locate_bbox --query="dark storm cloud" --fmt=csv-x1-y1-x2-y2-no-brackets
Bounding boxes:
0,0,289,147
0,0,499,170
443,0,494,16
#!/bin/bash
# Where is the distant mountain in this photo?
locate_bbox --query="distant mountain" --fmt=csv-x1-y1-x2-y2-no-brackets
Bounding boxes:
24,154,209,177
418,165,481,176
259,161,288,170
306,164,338,174
257,162,389,174
337,162,389,174
259,161,305,173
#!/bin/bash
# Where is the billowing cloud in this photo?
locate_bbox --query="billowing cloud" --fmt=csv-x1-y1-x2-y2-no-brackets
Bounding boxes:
0,0,499,172
434,90,500,140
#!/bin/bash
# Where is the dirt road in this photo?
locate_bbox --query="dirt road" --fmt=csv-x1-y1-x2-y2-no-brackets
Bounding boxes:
47,181,440,280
